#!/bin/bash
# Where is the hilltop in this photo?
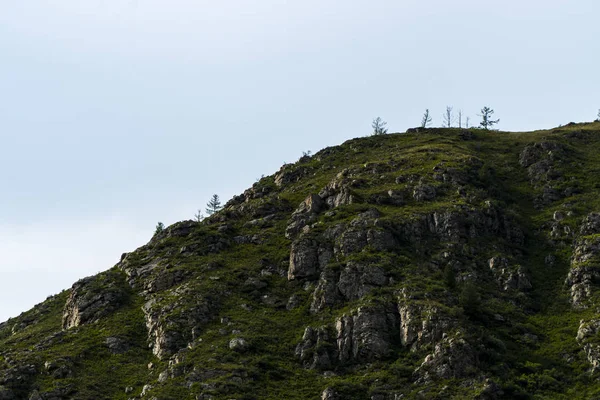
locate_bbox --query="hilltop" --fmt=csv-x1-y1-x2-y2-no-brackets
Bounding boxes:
2,122,600,399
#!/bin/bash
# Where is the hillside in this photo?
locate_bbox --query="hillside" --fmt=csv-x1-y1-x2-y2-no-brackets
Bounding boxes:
2,123,600,399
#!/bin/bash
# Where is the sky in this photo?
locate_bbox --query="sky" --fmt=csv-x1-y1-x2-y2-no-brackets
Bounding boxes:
0,0,599,322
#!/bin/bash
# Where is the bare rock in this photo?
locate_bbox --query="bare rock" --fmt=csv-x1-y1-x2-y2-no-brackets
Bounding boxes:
288,239,320,280
274,165,308,187
321,387,339,400
62,271,127,330
229,338,249,352
319,173,358,208
488,257,532,292
415,333,477,382
337,262,387,301
580,213,600,235
577,319,600,372
286,194,325,239
335,306,399,363
334,210,396,256
295,326,334,370
310,268,342,313
398,301,455,351
142,287,216,359
413,184,436,202
565,235,600,308
105,336,129,354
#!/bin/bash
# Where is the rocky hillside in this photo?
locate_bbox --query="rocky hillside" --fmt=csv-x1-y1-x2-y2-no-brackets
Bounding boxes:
2,123,600,399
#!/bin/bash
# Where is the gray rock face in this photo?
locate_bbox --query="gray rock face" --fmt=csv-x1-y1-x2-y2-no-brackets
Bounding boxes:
163,220,196,239
519,141,564,169
415,333,476,382
580,213,600,235
335,306,398,363
565,235,600,308
295,326,334,369
565,265,600,309
288,239,320,280
297,194,325,215
297,306,399,369
488,257,532,292
274,165,308,187
62,272,126,330
520,141,567,207
310,268,341,313
432,163,471,186
229,338,249,352
142,286,216,359
144,268,189,294
334,209,396,256
321,387,339,400
413,184,436,202
286,194,325,239
105,337,129,354
337,262,387,301
319,172,358,208
397,205,524,247
398,301,454,351
577,319,600,372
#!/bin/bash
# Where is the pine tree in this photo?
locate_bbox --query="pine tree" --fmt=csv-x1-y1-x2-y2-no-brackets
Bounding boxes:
206,194,222,215
478,107,499,130
371,117,388,135
155,222,165,235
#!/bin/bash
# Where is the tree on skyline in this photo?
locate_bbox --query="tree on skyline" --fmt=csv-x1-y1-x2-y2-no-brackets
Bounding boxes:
206,194,222,215
443,106,454,128
421,109,432,128
478,107,499,130
371,117,388,135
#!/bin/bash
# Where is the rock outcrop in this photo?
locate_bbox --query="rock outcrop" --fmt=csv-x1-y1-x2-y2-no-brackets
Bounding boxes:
414,333,477,382
577,319,600,372
62,271,127,330
565,213,600,308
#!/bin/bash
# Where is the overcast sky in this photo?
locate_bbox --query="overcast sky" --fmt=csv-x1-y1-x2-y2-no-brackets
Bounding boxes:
0,0,598,322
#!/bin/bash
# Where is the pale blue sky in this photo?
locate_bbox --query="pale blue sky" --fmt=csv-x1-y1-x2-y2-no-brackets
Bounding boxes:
0,0,598,321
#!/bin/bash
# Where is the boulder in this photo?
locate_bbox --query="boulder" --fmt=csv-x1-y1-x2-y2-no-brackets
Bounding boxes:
229,338,249,352
321,387,339,400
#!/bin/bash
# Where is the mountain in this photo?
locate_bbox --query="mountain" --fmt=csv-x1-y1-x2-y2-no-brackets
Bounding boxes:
2,123,600,399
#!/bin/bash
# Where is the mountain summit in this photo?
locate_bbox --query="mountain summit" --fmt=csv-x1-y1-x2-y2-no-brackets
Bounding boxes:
2,123,600,399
